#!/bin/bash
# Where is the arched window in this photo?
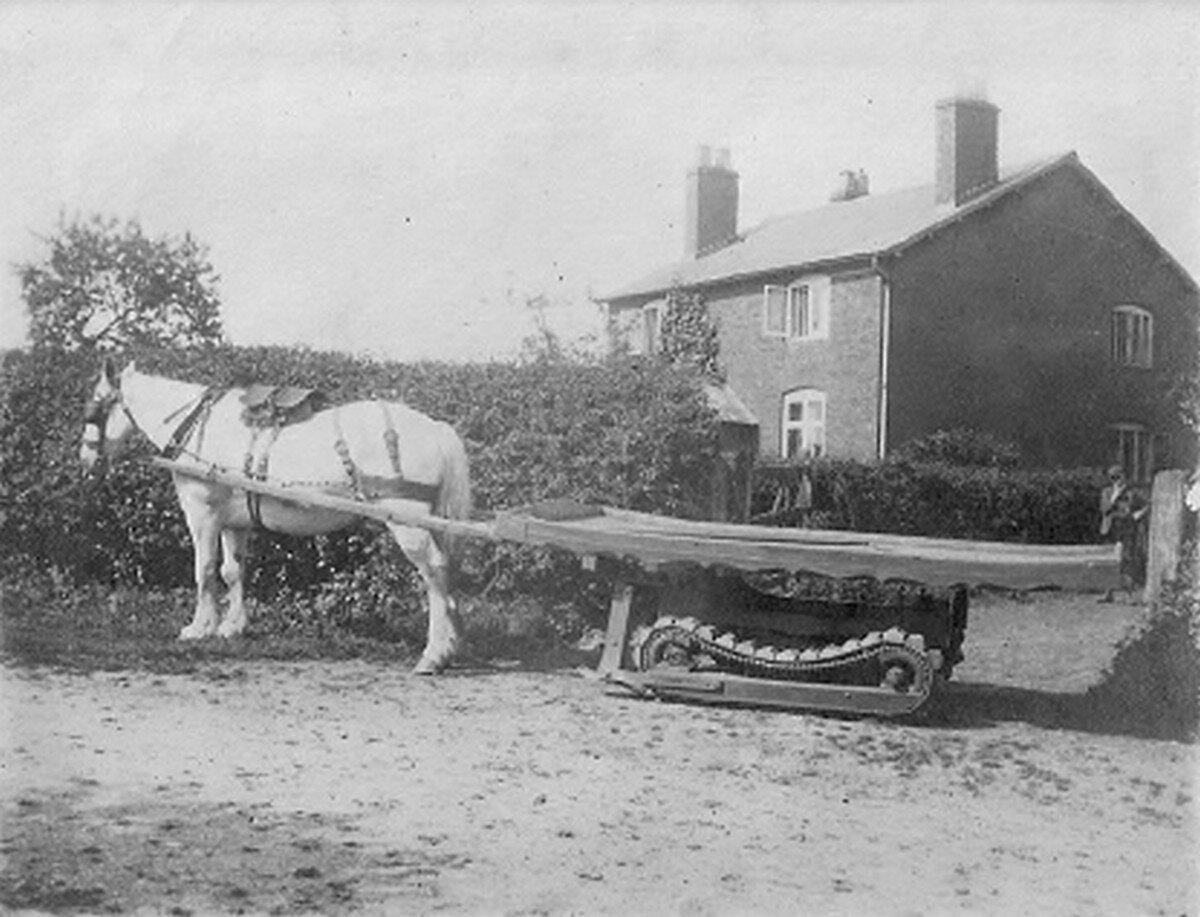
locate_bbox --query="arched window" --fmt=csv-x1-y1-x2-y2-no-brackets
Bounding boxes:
1110,305,1153,368
781,388,826,459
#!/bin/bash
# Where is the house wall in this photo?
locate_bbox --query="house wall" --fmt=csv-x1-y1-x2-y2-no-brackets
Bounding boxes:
708,271,883,459
886,164,1198,472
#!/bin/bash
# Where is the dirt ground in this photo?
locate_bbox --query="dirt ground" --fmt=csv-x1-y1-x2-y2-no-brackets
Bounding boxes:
1,591,1196,916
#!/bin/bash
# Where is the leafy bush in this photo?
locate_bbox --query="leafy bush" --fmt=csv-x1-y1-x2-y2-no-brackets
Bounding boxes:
1085,543,1200,741
891,428,1021,470
753,457,1106,543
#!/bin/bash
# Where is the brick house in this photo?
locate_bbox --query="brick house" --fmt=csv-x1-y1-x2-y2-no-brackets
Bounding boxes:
602,97,1198,483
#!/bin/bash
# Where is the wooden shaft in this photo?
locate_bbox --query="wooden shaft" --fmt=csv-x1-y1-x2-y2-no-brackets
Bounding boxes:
148,456,495,542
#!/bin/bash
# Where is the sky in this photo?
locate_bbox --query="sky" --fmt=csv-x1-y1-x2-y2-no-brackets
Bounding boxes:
1,1,1197,362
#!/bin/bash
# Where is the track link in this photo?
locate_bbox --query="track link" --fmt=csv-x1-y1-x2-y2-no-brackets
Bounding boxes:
630,615,939,710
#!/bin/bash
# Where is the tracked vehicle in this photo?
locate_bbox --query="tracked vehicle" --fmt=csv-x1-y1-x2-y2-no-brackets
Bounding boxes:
153,458,1118,718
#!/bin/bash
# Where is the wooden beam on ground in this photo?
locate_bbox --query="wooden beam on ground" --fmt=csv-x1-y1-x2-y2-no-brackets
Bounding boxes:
603,669,929,717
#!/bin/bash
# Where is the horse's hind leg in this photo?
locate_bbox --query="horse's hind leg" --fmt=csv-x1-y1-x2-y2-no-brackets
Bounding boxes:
388,523,462,674
217,528,249,638
180,509,222,640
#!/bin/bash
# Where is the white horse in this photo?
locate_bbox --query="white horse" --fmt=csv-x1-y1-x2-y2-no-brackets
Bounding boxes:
80,358,472,674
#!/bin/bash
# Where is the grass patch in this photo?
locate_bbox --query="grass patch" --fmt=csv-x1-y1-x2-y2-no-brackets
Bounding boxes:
0,564,598,674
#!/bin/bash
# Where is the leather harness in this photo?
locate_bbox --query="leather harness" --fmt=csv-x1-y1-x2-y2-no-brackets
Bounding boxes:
153,386,440,531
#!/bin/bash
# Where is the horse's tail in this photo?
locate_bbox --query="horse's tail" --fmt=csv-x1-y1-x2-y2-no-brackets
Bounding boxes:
434,424,472,560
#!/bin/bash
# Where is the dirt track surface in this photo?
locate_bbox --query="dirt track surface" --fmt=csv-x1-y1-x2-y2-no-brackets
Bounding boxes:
2,594,1197,916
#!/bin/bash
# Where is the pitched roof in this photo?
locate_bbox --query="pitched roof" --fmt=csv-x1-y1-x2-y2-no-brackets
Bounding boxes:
703,382,758,425
603,153,1076,303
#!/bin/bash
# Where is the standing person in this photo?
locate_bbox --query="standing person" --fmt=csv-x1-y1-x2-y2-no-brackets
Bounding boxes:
1099,464,1127,540
794,467,813,527
1100,465,1148,602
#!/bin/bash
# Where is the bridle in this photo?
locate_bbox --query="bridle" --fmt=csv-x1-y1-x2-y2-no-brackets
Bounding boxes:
83,379,223,466
81,386,134,461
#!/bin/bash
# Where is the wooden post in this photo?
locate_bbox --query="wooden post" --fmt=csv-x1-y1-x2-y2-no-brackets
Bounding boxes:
1144,469,1186,606
597,581,635,676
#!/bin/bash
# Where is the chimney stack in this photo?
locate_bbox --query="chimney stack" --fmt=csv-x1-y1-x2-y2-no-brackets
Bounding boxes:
935,95,999,207
686,145,739,258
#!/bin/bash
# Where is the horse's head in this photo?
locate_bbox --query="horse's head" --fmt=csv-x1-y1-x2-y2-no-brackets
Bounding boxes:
80,358,137,473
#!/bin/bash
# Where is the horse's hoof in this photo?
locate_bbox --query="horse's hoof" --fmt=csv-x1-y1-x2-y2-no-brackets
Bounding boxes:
178,626,210,641
217,623,245,639
413,655,447,675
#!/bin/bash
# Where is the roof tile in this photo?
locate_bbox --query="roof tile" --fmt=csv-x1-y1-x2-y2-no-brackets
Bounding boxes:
604,154,1072,302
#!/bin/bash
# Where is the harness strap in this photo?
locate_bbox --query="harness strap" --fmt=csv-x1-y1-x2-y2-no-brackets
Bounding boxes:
334,408,440,505
162,389,224,460
331,411,366,502
380,403,403,476
242,426,281,530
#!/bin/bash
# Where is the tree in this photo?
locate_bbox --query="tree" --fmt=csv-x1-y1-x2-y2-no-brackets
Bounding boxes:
18,214,225,351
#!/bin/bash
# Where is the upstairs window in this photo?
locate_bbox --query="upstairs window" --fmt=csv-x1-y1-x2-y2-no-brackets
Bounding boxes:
764,277,830,340
782,388,826,459
1110,305,1152,368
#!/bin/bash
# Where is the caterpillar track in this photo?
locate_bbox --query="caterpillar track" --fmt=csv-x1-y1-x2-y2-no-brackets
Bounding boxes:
630,616,940,715
606,572,969,717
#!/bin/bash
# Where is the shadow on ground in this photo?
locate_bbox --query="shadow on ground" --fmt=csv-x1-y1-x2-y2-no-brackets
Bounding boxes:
927,679,1196,743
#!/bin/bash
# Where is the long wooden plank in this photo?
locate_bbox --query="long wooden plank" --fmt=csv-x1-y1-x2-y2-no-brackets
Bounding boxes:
599,505,1110,557
494,512,1120,591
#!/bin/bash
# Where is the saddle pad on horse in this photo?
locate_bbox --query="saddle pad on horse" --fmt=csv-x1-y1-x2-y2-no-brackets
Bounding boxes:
240,384,328,429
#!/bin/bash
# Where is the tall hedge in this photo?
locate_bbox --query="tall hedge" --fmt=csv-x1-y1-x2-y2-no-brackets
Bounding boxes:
0,345,720,621
753,458,1108,544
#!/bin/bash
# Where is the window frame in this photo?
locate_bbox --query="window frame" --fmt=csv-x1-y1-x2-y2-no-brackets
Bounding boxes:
640,300,664,355
1110,304,1153,369
781,388,827,460
763,276,830,341
763,285,787,337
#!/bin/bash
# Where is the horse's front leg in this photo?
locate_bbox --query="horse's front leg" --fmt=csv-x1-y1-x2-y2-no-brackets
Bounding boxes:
180,510,223,640
389,524,462,674
217,528,249,638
